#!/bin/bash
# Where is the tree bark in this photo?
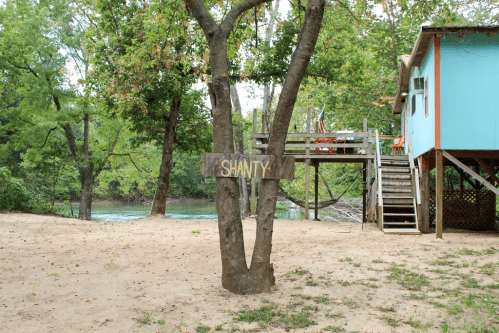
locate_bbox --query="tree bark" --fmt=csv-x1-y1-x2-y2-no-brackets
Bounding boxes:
230,83,251,217
79,164,94,220
185,0,324,294
151,98,181,215
251,0,325,293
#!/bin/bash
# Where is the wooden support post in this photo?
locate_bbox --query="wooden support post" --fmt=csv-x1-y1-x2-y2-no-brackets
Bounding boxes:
362,162,367,223
251,108,257,215
304,108,311,220
420,154,430,233
367,128,372,221
314,162,319,221
436,149,443,239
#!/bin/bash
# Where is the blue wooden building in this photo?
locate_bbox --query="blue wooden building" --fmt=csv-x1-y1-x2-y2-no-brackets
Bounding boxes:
392,26,499,237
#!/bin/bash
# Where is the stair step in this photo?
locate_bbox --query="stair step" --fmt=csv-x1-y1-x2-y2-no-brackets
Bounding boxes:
383,222,417,225
383,204,415,208
382,180,412,186
382,167,411,173
383,228,421,235
381,161,410,167
382,173,412,180
383,186,413,193
380,155,409,161
383,198,414,205
382,193,414,198
383,213,416,216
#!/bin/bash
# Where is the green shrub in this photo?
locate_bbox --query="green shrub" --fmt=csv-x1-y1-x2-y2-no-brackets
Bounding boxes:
0,167,33,210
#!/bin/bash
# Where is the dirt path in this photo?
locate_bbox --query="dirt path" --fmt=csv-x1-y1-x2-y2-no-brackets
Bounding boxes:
1,212,499,332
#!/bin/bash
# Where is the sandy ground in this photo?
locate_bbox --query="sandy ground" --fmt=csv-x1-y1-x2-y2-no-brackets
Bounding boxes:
2,213,499,333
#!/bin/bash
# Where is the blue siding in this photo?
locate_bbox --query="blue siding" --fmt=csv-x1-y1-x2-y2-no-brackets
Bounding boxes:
407,41,435,158
440,33,499,150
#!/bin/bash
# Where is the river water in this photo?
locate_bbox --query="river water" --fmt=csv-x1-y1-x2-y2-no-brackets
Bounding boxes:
59,200,307,222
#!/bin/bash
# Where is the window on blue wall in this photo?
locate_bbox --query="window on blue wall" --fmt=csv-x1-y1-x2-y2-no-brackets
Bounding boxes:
424,76,428,117
412,95,416,115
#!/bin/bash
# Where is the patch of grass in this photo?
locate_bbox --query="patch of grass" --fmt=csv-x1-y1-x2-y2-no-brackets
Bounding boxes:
215,324,223,331
235,303,316,330
428,260,454,266
325,310,344,319
293,286,303,290
404,317,432,329
136,313,151,325
339,257,353,262
372,259,383,263
342,298,358,309
306,278,318,286
192,230,201,234
157,319,165,325
312,295,331,304
235,304,279,327
287,269,309,276
48,273,60,277
337,280,350,286
281,311,316,329
303,305,318,311
378,306,396,312
483,247,499,255
195,325,210,333
353,263,361,267
429,301,446,308
104,263,120,270
323,326,345,332
447,304,463,316
428,268,451,274
461,276,481,289
368,277,379,281
480,262,496,275
387,264,431,291
459,248,482,256
359,281,379,288
381,315,400,327
403,293,427,301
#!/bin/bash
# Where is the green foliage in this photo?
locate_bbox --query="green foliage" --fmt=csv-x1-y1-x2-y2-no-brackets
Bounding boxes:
170,152,215,198
0,167,32,210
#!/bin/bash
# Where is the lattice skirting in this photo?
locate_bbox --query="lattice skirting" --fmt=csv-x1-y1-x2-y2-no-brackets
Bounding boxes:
429,190,496,231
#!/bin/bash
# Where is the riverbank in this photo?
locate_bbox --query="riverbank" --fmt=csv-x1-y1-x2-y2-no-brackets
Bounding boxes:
1,212,499,332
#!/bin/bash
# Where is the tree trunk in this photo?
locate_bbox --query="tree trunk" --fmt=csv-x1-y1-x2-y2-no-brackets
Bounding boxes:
230,83,251,217
78,164,94,220
151,98,181,215
250,0,325,293
185,0,325,294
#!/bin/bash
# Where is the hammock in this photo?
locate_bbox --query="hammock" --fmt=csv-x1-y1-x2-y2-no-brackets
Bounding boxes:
279,169,363,210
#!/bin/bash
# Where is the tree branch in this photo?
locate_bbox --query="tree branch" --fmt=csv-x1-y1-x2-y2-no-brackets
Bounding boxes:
333,0,360,23
221,0,273,37
109,153,142,172
33,127,58,148
93,129,121,181
184,0,218,40
7,60,39,78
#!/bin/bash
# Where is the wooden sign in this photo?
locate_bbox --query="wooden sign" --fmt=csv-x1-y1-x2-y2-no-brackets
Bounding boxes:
202,153,295,179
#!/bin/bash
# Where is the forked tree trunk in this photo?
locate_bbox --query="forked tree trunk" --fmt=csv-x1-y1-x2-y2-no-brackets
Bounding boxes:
151,98,181,215
230,83,251,217
185,0,325,294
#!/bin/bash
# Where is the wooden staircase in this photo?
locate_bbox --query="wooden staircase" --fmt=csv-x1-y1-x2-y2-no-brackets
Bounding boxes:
379,155,421,235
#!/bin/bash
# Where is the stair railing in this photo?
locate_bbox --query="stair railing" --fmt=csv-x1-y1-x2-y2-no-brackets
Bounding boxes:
405,130,421,230
375,129,383,229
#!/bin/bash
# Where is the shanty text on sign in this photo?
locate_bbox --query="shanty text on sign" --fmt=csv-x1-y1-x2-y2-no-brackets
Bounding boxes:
202,153,295,179
220,159,270,178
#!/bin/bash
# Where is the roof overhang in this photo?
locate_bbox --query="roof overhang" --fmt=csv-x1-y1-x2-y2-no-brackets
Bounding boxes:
392,26,499,114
